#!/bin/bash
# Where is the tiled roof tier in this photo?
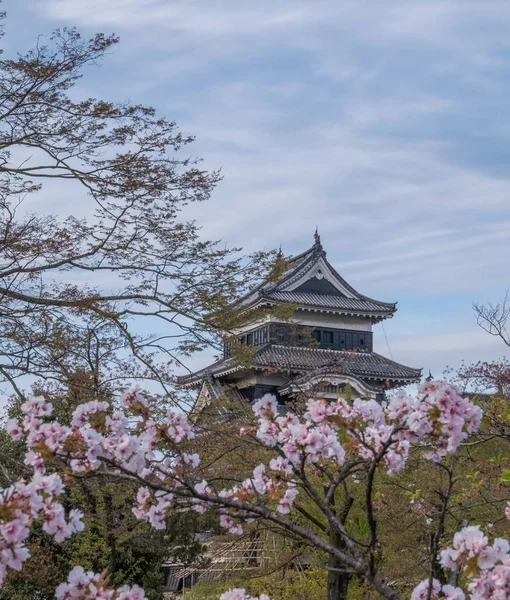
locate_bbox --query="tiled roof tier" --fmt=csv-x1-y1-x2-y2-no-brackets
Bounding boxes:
262,291,395,313
252,345,421,380
239,234,397,320
178,344,421,387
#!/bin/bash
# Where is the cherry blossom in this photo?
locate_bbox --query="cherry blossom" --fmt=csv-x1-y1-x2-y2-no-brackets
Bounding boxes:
55,565,147,599
0,473,83,584
411,580,468,600
250,381,481,481
422,524,510,600
0,381,490,600
219,589,270,600
411,578,441,600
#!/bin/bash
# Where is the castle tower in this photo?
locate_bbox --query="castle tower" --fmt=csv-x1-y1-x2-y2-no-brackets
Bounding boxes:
179,234,421,408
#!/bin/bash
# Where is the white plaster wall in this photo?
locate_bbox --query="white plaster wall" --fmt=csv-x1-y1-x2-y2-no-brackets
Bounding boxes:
230,310,373,334
292,310,372,332
228,373,289,387
254,374,289,386
231,315,273,335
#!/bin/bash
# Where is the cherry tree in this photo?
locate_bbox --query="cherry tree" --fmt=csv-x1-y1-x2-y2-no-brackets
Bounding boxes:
1,380,509,599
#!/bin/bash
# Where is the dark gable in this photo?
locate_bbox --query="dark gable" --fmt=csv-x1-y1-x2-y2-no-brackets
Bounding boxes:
293,276,344,295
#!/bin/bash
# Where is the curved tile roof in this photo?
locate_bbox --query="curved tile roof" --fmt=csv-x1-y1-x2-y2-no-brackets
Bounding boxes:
252,345,421,380
178,344,421,387
263,291,395,313
240,235,396,319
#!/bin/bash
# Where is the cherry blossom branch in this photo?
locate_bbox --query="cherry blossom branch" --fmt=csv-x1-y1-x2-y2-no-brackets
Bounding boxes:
0,381,488,600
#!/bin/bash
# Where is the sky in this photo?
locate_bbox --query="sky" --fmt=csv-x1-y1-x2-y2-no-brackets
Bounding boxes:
6,0,510,379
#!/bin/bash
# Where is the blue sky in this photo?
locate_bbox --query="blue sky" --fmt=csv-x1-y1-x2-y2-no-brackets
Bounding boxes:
7,1,510,378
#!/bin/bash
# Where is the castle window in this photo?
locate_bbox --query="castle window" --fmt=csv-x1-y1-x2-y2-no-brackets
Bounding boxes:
323,331,333,345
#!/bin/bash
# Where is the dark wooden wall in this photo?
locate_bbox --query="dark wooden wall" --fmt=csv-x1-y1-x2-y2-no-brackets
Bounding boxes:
224,323,373,357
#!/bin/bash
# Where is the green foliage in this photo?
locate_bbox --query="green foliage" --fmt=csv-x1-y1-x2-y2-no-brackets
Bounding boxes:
0,448,203,599
346,576,382,600
185,568,327,600
372,430,510,592
248,568,327,600
185,578,239,600
0,536,64,600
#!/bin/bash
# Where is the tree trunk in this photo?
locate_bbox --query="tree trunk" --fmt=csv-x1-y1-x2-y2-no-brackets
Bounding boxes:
105,492,117,576
327,528,351,600
325,489,354,600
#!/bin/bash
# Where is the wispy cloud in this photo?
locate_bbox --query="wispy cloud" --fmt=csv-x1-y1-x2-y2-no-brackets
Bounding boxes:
385,326,507,376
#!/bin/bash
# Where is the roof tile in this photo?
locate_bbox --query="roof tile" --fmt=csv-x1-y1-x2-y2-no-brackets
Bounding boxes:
264,291,394,312
179,344,421,385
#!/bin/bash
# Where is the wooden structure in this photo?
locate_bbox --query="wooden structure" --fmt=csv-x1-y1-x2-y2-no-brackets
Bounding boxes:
179,232,421,406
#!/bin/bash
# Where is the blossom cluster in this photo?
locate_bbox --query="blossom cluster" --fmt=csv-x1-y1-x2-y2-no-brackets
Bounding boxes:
213,457,298,534
132,487,174,530
253,394,346,465
55,566,147,599
0,472,83,585
0,381,487,600
8,391,194,479
412,521,510,600
251,381,482,478
439,525,510,600
0,399,86,583
411,579,465,600
397,381,482,460
219,589,270,600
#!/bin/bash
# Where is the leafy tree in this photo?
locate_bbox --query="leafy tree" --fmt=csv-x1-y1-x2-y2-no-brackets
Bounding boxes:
0,11,275,399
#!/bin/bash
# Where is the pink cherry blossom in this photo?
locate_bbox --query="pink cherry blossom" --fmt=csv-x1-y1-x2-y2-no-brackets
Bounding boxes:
411,578,441,600
183,452,200,467
435,522,510,600
442,584,466,600
71,400,109,427
252,394,278,418
0,382,488,600
0,473,80,585
5,418,23,441
219,589,270,600
220,514,243,535
55,565,147,599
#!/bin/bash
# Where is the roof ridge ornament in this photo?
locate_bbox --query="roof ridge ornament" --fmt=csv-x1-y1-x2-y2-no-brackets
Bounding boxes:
313,227,323,253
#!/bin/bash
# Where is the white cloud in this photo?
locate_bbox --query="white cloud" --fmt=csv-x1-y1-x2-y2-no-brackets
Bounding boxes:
384,326,507,377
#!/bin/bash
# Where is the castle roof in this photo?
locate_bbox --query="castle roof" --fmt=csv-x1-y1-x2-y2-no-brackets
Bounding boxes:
178,343,421,388
240,232,396,322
